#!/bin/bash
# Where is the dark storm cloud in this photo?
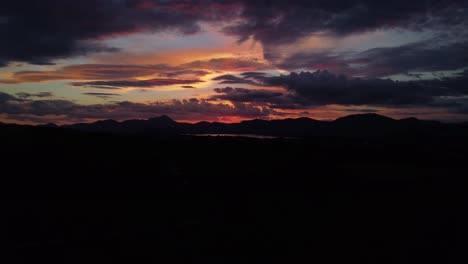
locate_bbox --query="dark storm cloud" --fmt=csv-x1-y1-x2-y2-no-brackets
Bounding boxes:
277,52,350,74
352,41,468,77
264,70,468,106
182,58,272,71
0,64,178,84
212,74,263,86
83,93,121,99
0,61,268,84
212,87,283,102
184,69,468,110
210,87,313,110
15,92,54,99
2,0,467,66
159,70,211,78
0,92,21,103
241,72,268,78
226,0,468,45
209,70,468,109
277,41,468,77
0,92,272,123
225,1,468,72
71,78,203,89
0,0,232,64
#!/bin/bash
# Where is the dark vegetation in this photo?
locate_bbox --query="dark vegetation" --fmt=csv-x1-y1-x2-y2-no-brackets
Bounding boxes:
1,114,468,263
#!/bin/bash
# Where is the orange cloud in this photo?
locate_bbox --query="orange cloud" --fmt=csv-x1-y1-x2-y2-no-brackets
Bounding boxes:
182,58,272,72
0,64,174,83
0,58,272,84
71,78,204,89
93,33,265,65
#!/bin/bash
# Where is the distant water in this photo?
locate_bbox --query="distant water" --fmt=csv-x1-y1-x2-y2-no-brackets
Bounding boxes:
188,134,282,139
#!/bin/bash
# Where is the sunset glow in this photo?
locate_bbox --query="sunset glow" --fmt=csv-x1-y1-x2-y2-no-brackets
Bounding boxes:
1,1,468,124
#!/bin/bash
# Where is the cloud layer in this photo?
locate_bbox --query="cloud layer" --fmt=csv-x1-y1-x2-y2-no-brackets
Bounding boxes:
1,0,215,64
0,58,269,84
0,91,271,123
4,1,465,65
1,1,468,123
72,78,203,89
277,41,468,77
266,70,468,107
210,71,468,110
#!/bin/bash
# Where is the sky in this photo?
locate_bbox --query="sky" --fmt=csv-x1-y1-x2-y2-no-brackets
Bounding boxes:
1,0,468,124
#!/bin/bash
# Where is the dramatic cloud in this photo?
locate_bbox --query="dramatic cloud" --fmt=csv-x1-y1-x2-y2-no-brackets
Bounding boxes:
0,0,235,64
182,58,272,72
209,86,310,110
210,87,307,110
0,64,177,84
0,60,268,84
265,70,468,106
159,70,211,78
15,92,54,99
241,72,268,78
0,92,21,103
2,1,468,65
212,74,263,86
72,78,203,89
0,92,271,123
212,87,283,103
276,40,468,77
221,1,468,74
2,1,468,123
275,52,352,74
354,41,468,77
83,93,121,99
226,1,468,44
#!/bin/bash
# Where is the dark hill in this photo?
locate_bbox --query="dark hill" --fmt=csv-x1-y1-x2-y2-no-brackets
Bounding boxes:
65,115,179,136
335,113,395,124
59,114,468,139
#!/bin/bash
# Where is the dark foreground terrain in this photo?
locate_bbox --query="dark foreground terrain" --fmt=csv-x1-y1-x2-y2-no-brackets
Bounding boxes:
1,116,468,263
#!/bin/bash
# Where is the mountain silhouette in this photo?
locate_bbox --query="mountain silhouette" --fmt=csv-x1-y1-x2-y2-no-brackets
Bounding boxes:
334,113,395,125
66,115,179,136
57,113,468,139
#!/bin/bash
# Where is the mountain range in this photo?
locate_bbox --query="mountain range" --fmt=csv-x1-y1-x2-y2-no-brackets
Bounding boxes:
2,113,467,138
55,113,466,138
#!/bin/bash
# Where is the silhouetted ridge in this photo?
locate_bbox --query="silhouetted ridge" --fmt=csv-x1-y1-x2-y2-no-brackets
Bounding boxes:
54,114,468,138
38,123,59,128
331,114,399,137
236,119,272,134
399,117,419,123
65,116,178,136
335,113,395,124
149,115,175,124
191,121,229,134
94,119,119,128
398,117,420,126
66,119,120,133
